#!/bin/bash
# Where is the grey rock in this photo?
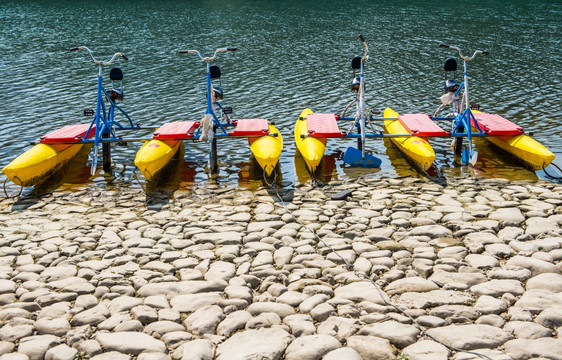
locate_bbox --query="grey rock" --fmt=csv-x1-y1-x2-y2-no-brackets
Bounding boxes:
358,320,420,348
205,261,236,282
34,318,70,336
506,255,561,277
138,280,227,299
95,332,166,355
322,347,362,360
535,307,562,328
215,327,292,360
17,335,60,360
247,302,295,318
283,314,316,337
334,281,389,305
526,273,562,292
144,320,186,337
180,339,215,360
90,352,131,360
475,314,505,327
401,340,450,360
0,354,30,360
470,279,525,297
44,344,77,360
317,316,360,342
465,254,499,269
397,290,474,309
504,338,562,360
246,312,282,329
109,296,143,314
217,310,252,337
70,304,110,326
526,217,559,235
170,293,223,313
138,353,171,360
299,294,329,314
453,349,511,360
514,289,562,311
385,277,439,295
0,341,14,356
277,291,309,307
346,335,395,360
473,295,508,315
184,305,224,335
426,324,512,350
488,208,525,225
503,321,552,339
284,334,341,360
0,324,33,342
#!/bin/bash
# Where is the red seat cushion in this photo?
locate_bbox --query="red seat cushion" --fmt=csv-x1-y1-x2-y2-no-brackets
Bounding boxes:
153,121,199,139
398,114,449,136
307,113,345,137
228,119,269,136
40,124,95,143
471,113,524,135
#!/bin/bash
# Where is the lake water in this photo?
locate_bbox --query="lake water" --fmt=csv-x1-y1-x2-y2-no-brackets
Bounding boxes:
1,0,561,194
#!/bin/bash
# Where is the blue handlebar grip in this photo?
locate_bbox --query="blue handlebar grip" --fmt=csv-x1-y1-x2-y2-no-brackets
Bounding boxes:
227,48,237,51
70,47,80,51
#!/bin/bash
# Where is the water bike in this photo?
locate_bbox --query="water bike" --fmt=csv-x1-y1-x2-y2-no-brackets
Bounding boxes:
432,44,554,169
135,47,283,181
2,47,143,188
295,35,431,172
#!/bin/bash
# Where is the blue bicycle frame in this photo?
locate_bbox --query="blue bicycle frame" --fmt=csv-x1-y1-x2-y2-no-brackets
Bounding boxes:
70,46,139,174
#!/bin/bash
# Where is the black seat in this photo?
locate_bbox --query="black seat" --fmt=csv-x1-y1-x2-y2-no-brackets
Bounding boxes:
351,56,361,70
110,67,123,81
210,65,221,79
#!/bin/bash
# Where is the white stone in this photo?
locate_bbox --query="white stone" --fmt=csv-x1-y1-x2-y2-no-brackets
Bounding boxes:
215,327,292,360
284,334,341,360
95,332,166,355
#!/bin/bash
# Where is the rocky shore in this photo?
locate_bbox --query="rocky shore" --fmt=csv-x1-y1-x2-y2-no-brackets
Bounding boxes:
0,176,561,360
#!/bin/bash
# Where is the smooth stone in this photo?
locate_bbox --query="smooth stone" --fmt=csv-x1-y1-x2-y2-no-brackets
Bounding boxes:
109,296,143,314
143,321,186,337
385,277,439,295
90,352,131,360
70,304,110,326
464,254,499,269
44,344,77,360
475,314,505,327
473,295,508,315
358,321,420,348
138,354,171,360
215,327,292,360
299,294,329,314
401,340,450,360
217,311,252,337
137,280,228,299
246,302,295,318
334,281,389,305
17,335,60,360
506,256,561,276
410,225,452,238
246,312,282,329
397,290,474,309
34,318,71,336
283,314,316,337
0,341,14,356
316,316,360,342
277,291,309,307
180,339,215,360
284,334,341,360
526,217,559,235
170,293,223,313
453,349,511,360
430,271,487,289
95,332,166,355
0,355,30,360
514,289,562,312
526,273,562,292
503,321,552,339
205,261,236,282
503,338,562,360
535,308,562,328
322,347,363,360
488,208,525,225
470,279,525,297
184,305,224,335
346,335,395,360
0,324,33,342
426,324,512,350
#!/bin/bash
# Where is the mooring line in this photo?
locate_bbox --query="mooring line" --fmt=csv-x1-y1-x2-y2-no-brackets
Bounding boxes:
263,169,494,360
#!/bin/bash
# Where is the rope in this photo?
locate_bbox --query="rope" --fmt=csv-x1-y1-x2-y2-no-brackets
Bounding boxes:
263,169,494,360
2,177,23,199
131,167,147,194
542,162,562,182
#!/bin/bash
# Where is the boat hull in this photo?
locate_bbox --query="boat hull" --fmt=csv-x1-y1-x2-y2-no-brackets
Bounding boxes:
2,143,83,187
294,108,326,172
249,124,283,176
134,140,181,181
471,110,554,170
383,108,436,171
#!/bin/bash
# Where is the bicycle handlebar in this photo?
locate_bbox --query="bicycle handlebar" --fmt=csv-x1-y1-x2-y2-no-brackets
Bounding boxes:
358,34,368,60
70,46,128,65
439,43,489,61
179,47,237,62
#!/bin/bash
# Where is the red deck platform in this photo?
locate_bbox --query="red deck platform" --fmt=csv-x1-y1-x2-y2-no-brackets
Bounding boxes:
307,113,345,137
398,114,449,137
471,113,524,135
39,124,95,144
228,119,269,136
153,121,200,139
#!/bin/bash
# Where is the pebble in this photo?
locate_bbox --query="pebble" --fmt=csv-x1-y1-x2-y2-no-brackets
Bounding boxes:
0,177,559,359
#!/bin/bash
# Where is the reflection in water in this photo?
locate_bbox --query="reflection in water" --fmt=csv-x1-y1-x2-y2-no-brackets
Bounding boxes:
294,150,339,185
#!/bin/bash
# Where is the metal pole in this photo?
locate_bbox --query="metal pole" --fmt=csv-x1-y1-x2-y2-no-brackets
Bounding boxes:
210,124,218,172
102,131,111,172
